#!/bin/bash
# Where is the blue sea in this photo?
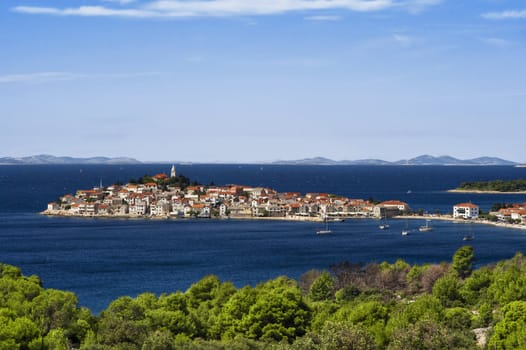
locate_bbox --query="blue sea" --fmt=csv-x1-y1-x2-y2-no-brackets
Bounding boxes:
1,164,526,313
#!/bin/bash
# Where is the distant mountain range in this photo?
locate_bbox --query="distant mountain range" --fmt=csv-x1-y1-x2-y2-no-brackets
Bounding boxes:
0,154,518,166
271,155,518,166
0,154,141,165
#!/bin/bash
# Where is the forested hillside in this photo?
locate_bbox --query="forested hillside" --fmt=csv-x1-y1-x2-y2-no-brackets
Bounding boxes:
2,246,526,349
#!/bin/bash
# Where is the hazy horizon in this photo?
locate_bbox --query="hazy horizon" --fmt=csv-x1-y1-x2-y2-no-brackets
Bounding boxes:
1,153,523,164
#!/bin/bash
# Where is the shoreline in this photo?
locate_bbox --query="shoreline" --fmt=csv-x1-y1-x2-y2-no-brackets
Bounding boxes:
41,210,325,222
396,214,526,231
447,189,526,194
41,211,526,231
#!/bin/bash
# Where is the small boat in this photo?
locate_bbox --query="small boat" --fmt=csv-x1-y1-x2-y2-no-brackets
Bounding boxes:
328,218,344,222
379,215,389,230
419,220,433,232
316,217,332,235
401,220,410,235
463,225,475,241
463,235,474,241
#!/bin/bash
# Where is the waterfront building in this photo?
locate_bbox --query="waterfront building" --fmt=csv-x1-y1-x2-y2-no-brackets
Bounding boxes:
453,202,479,219
373,200,410,218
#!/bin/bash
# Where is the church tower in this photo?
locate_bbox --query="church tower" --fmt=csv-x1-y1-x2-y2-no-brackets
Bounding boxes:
170,165,176,178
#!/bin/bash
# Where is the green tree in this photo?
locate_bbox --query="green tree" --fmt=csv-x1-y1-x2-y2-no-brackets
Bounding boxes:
387,319,475,350
214,286,258,340
237,277,311,342
0,316,42,350
443,307,472,330
309,272,335,302
459,267,493,305
31,289,79,337
452,246,474,278
141,330,175,350
432,274,463,307
386,295,444,339
292,321,376,350
96,296,148,349
489,301,526,349
340,301,389,348
487,253,526,305
44,328,70,350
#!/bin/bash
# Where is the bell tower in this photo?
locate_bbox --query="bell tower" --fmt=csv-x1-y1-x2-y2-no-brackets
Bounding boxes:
170,165,176,178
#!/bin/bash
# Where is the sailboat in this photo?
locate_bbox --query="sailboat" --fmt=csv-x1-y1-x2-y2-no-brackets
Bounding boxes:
401,220,410,236
419,219,433,232
379,215,390,230
463,225,475,241
316,216,332,235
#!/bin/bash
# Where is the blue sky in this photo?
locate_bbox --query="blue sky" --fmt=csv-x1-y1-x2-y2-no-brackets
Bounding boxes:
1,0,525,162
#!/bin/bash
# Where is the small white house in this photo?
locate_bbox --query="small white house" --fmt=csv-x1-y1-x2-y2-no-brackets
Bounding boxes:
453,202,479,219
47,202,60,211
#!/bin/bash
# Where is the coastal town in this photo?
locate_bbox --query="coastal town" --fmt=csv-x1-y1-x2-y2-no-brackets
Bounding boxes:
43,166,526,228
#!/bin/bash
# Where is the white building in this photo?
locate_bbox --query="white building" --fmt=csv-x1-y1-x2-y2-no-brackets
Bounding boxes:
453,202,479,219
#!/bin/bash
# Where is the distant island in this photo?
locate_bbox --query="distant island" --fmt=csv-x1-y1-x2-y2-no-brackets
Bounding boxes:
451,179,526,194
0,154,141,165
272,155,517,166
0,153,518,166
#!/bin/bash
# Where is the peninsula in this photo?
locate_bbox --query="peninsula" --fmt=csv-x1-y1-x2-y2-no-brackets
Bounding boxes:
43,166,411,221
42,167,526,230
450,179,526,194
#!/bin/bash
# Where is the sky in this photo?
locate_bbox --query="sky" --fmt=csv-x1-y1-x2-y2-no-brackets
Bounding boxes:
1,0,525,163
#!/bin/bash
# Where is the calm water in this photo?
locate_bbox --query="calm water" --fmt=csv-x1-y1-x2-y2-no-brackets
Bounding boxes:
1,164,526,312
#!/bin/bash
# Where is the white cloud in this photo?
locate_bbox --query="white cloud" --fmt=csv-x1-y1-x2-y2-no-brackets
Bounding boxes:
482,37,513,47
304,15,342,21
13,6,155,17
401,0,442,14
0,72,85,84
392,33,414,46
0,71,161,84
12,0,442,18
101,0,137,4
482,9,526,20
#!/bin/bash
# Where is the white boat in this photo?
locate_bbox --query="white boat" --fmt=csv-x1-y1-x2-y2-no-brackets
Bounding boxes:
379,215,390,230
419,220,433,232
463,225,475,240
402,220,409,235
316,217,332,235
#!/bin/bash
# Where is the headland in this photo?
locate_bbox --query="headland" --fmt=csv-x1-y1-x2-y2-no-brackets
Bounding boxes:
42,166,526,230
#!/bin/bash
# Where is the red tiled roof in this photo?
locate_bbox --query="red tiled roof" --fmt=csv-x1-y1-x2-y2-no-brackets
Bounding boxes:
455,202,479,209
380,200,408,206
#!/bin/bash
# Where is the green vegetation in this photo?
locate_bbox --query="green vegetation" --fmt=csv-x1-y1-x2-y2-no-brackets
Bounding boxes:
128,174,194,190
458,179,526,192
5,247,526,349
